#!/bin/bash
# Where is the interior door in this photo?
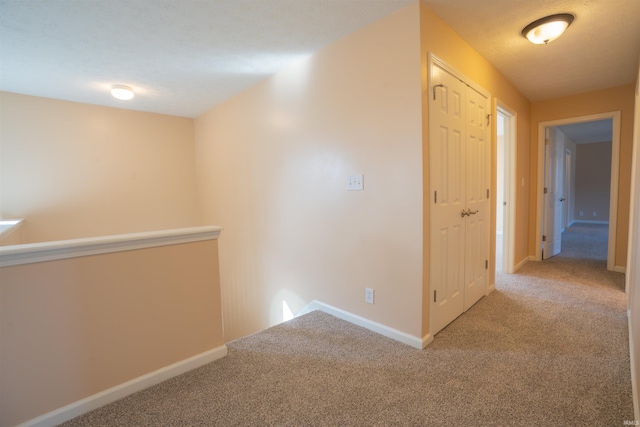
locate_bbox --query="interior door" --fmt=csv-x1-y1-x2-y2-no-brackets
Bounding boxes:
563,150,571,231
429,66,466,334
543,127,564,259
430,57,490,335
463,88,489,310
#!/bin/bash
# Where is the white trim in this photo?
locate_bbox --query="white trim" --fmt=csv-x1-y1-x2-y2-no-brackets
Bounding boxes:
630,310,639,422
535,112,621,271
421,333,434,348
487,282,496,294
0,218,23,240
429,53,490,99
614,266,627,274
0,225,222,267
495,100,517,274
298,300,425,349
17,346,228,427
571,220,610,225
514,257,529,272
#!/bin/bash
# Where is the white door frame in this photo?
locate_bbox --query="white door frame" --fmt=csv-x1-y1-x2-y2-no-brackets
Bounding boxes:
564,149,572,231
535,111,621,271
495,100,516,274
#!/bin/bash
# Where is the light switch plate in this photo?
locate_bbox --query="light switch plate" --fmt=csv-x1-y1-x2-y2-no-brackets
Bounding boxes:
347,175,363,191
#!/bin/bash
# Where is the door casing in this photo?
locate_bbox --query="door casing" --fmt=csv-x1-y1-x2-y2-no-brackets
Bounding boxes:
535,111,621,271
495,101,517,274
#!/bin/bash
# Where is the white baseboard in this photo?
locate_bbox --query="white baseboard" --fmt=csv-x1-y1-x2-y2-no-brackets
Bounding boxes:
18,346,228,427
513,257,530,272
629,310,639,422
421,333,433,348
571,220,610,225
614,266,627,273
298,300,425,349
487,282,496,294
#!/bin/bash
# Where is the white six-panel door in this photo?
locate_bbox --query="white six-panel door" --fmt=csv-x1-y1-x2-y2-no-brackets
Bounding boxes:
463,86,490,310
429,55,490,335
429,66,466,334
543,127,564,259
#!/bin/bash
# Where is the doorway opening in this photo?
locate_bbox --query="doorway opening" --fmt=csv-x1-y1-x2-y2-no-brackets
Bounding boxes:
536,112,621,271
495,102,516,274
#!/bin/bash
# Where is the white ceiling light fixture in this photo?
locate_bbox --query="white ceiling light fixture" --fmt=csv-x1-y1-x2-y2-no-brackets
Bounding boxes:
110,84,135,100
522,13,574,45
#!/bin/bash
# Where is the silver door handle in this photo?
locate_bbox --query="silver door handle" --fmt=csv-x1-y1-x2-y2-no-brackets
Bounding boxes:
559,198,566,202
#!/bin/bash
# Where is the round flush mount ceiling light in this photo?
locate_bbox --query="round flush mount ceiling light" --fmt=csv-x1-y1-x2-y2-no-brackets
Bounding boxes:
110,84,135,100
522,13,574,44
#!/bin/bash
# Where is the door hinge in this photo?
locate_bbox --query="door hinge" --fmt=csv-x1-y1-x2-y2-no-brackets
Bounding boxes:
487,114,492,127
545,138,549,145
542,235,547,242
485,260,488,269
433,83,444,100
487,189,490,199
434,290,437,302
434,190,437,204
544,187,548,194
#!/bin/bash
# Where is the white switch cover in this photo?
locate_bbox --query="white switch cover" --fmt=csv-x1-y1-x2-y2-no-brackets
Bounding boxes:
347,175,364,191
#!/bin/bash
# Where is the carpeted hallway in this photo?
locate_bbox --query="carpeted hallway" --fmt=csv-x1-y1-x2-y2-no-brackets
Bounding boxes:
60,224,633,426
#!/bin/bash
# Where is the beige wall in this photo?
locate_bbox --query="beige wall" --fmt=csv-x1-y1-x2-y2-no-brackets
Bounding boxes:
0,92,202,243
574,141,612,222
0,239,224,427
530,84,636,266
196,3,424,341
419,2,532,334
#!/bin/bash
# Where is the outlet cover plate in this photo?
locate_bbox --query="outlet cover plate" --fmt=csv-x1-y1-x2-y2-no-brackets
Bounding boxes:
347,175,363,191
365,288,374,304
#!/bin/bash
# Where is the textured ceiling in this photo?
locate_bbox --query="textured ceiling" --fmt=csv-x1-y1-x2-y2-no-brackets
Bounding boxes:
422,0,640,102
1,0,639,119
557,119,613,144
0,0,415,118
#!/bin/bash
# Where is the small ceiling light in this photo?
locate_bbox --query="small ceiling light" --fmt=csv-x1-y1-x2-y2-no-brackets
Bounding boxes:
522,13,574,44
110,84,135,100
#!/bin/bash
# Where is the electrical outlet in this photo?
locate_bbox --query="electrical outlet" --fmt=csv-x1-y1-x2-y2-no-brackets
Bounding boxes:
365,288,374,304
347,175,364,191
579,211,584,217
592,211,597,217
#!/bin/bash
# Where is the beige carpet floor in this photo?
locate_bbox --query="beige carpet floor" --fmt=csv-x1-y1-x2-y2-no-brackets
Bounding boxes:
60,223,633,426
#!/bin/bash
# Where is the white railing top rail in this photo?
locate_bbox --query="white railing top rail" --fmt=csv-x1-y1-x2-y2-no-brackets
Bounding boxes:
0,225,222,267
